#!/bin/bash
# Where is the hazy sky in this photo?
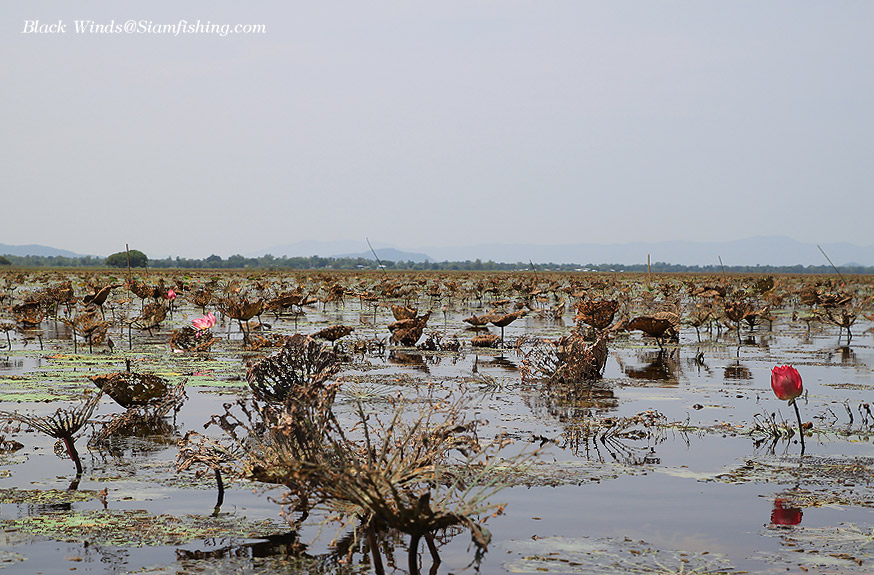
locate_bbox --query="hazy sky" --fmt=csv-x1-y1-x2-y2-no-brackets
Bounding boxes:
3,2,872,258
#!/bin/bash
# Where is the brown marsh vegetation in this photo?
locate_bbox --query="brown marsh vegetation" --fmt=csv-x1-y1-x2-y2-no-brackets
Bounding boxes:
0,268,873,574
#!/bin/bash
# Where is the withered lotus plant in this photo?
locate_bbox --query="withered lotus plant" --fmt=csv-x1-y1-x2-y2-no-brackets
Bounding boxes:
246,334,341,405
134,301,167,334
191,387,530,574
82,283,122,319
0,321,15,349
90,368,173,409
216,294,264,343
520,331,609,384
181,336,343,519
0,391,102,486
312,325,354,347
388,311,432,347
11,300,46,326
170,326,219,353
69,306,110,353
573,299,620,331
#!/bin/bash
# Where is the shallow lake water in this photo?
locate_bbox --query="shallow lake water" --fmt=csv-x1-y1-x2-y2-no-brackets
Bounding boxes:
1,271,873,574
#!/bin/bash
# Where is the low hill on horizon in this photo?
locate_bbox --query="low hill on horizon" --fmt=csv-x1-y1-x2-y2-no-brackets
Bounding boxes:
0,243,85,258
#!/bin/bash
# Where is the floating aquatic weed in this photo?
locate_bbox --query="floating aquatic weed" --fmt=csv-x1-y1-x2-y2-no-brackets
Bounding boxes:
559,410,670,464
0,487,102,506
716,455,874,507
754,522,874,573
2,508,288,548
502,535,737,574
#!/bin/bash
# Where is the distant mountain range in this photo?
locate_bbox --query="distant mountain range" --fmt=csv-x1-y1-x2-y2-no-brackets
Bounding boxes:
0,243,83,258
249,237,873,267
4,237,872,267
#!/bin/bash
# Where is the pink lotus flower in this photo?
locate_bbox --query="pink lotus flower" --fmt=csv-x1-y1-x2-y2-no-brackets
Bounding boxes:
192,312,216,331
771,365,803,401
167,289,177,300
771,364,807,454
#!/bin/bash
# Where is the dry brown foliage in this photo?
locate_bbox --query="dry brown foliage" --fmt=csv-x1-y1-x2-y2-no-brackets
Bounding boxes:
573,299,620,330
471,333,500,348
170,326,219,353
520,331,608,383
91,371,171,408
246,334,341,404
391,305,417,320
388,311,431,346
313,325,354,343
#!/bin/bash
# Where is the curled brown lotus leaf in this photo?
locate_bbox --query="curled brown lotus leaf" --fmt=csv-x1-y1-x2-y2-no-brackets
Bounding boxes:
471,333,500,348
462,314,494,327
573,299,620,330
388,311,431,346
246,334,341,404
170,326,219,353
83,283,121,307
128,279,153,300
689,284,726,299
391,304,417,321
217,295,263,321
312,325,354,343
489,309,527,328
265,293,304,313
71,307,110,346
621,316,679,342
190,287,213,309
520,331,608,383
11,301,45,325
90,371,170,408
135,302,167,330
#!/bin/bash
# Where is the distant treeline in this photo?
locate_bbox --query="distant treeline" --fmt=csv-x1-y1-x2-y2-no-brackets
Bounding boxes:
2,252,873,274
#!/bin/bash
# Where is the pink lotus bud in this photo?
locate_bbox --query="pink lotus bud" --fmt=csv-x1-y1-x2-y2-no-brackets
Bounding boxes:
771,365,803,401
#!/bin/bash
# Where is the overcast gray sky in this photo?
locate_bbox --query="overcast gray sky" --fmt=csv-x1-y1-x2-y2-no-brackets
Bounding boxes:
3,1,872,258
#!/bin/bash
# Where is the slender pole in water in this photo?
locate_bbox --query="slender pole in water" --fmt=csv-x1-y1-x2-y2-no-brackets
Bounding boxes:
366,237,387,277
817,244,846,284
125,244,132,285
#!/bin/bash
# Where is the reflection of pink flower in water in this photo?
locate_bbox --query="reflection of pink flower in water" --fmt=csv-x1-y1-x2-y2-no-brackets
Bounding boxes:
192,312,216,331
193,370,210,377
771,498,803,525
